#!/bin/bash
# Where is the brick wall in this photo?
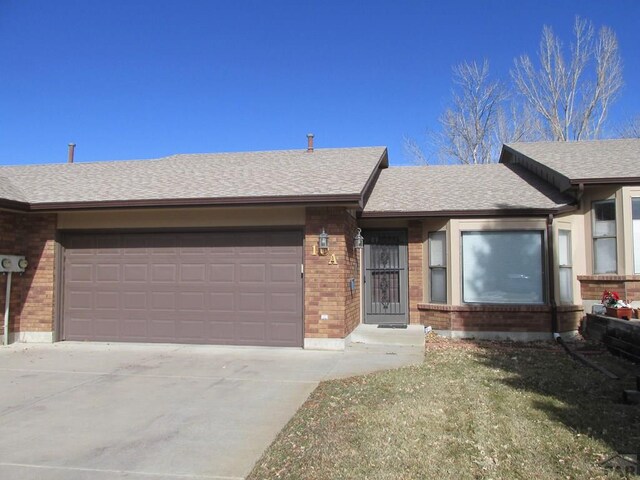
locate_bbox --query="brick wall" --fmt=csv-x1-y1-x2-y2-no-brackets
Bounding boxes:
0,211,57,336
407,221,424,324
578,275,640,302
304,207,360,339
418,303,583,333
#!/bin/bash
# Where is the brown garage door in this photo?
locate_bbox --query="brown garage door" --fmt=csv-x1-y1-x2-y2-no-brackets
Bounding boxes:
62,230,303,347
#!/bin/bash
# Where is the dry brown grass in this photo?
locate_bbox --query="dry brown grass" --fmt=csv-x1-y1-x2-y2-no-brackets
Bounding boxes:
249,337,640,479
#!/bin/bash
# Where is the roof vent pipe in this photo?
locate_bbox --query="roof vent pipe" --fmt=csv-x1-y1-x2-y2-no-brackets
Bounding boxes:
307,133,314,152
68,143,76,163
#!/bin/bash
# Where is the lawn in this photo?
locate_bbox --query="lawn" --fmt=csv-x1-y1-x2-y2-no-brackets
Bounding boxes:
249,337,640,479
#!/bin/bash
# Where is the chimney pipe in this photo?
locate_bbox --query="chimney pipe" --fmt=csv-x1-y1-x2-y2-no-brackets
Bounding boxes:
306,133,314,152
68,143,76,164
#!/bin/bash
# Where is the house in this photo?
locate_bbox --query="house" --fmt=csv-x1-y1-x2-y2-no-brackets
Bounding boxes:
0,137,638,349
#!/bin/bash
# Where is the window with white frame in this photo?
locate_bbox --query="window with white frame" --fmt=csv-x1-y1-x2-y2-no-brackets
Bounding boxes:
633,198,640,274
462,231,545,304
558,229,573,304
592,200,617,274
429,231,446,303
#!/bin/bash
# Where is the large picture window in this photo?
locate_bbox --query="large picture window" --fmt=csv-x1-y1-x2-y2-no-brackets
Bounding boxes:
592,199,617,274
462,231,545,304
634,198,640,274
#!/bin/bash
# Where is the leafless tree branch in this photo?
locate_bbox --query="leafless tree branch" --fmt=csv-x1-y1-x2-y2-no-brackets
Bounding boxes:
511,16,623,141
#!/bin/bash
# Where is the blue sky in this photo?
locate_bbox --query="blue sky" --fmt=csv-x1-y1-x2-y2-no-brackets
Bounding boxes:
1,0,639,166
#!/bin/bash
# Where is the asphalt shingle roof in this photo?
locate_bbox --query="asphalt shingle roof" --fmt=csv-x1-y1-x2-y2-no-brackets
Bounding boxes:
504,138,640,181
362,163,572,216
0,147,387,207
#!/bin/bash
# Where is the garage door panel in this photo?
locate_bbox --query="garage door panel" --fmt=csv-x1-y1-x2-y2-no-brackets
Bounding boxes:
95,291,120,310
63,230,303,346
208,321,235,342
238,264,266,283
210,263,235,283
123,264,149,282
121,318,147,336
270,293,298,313
269,322,299,341
177,291,206,311
151,264,178,282
235,322,267,342
123,292,147,309
67,291,93,309
96,264,120,282
93,319,120,338
210,292,235,312
237,292,266,312
149,320,176,340
270,263,298,283
180,264,206,282
150,292,176,310
67,264,93,282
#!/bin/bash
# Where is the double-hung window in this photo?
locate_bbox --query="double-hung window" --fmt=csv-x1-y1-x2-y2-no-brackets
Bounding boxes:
592,200,617,274
428,231,446,303
558,230,573,304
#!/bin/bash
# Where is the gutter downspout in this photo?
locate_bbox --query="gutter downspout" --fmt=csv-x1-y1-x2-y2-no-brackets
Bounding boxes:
547,214,558,334
575,183,585,211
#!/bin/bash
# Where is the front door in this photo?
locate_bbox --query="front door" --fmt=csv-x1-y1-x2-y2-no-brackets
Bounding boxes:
363,230,408,325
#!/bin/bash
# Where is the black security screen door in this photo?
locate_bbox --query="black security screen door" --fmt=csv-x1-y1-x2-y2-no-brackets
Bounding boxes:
363,230,408,325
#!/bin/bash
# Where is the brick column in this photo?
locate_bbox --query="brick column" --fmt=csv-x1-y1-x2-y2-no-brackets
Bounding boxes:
0,211,57,340
18,214,57,336
304,207,360,347
407,221,424,324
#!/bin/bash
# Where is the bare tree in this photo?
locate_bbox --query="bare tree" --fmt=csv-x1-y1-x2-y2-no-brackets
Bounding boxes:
437,60,507,164
511,17,623,141
617,116,640,138
402,134,428,165
495,101,545,146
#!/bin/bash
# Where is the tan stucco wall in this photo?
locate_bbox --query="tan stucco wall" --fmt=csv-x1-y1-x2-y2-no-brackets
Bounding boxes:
57,206,306,229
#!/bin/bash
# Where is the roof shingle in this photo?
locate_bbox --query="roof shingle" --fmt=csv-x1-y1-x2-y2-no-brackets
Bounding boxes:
362,163,572,216
0,147,387,207
504,138,640,182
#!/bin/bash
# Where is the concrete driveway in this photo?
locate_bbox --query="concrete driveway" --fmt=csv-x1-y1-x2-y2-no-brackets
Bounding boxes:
0,342,423,480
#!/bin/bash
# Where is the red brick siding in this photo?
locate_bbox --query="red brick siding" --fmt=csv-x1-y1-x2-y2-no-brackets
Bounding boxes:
578,275,640,302
557,307,584,332
304,207,360,339
407,221,424,325
0,211,57,336
343,212,361,336
418,303,583,333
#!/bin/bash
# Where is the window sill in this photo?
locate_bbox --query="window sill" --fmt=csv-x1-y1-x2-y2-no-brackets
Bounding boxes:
578,275,640,281
417,303,583,312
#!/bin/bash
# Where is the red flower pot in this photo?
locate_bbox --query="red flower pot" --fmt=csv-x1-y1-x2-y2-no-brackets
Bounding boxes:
605,307,633,320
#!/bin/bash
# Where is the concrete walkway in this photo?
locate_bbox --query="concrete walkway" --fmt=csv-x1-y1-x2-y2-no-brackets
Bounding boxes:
0,342,423,480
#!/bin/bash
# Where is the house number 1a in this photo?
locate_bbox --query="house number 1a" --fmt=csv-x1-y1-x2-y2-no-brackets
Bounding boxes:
310,246,338,265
